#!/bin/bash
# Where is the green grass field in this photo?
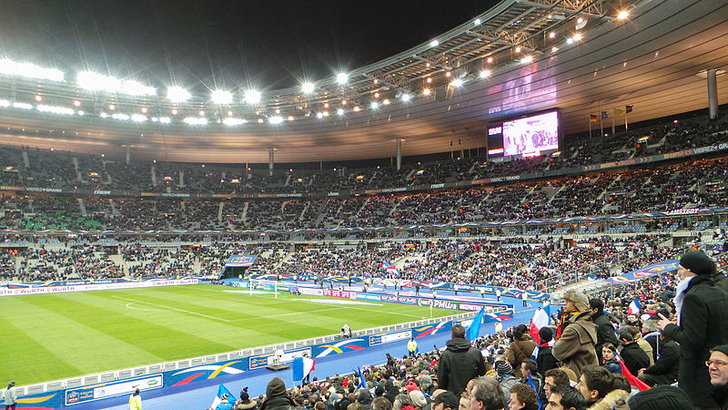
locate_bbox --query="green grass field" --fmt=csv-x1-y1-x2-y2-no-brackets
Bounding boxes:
0,284,453,385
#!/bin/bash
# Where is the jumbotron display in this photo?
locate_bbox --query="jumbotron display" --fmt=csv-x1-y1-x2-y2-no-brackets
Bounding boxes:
502,110,559,156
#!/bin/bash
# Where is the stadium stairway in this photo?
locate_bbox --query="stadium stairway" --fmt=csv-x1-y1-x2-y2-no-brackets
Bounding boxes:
91,290,538,410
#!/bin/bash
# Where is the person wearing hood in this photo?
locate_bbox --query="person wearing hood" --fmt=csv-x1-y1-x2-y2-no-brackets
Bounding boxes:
259,377,298,410
359,388,375,410
552,291,598,379
658,250,728,409
437,324,486,396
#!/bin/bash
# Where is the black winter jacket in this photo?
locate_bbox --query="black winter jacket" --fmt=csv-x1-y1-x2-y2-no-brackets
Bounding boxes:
592,311,618,352
642,338,679,382
437,337,486,395
662,275,728,408
619,342,650,376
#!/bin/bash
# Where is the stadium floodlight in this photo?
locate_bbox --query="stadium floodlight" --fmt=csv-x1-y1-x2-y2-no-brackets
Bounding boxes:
617,10,629,20
183,116,208,125
474,18,481,25
111,113,130,121
0,58,64,81
430,39,439,47
121,80,156,96
301,82,315,94
401,93,412,102
211,90,233,104
316,112,324,119
223,117,247,126
167,86,191,102
37,104,74,115
243,90,261,105
337,108,345,116
370,101,379,109
422,88,431,96
12,102,33,110
131,114,147,122
336,73,348,85
159,117,172,124
0,99,11,107
479,70,491,78
269,116,284,124
77,71,155,96
450,78,464,87
521,55,534,64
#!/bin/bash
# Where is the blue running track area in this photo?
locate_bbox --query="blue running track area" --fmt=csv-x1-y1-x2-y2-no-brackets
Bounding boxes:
89,287,542,410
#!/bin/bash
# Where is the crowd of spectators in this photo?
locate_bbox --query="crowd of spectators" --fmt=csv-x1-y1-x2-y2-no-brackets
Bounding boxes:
0,118,726,197
205,249,728,410
0,154,726,233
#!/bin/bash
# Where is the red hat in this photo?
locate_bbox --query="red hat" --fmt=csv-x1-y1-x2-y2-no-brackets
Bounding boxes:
405,380,420,393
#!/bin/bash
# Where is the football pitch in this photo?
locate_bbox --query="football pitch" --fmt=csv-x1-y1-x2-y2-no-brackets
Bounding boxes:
0,284,454,385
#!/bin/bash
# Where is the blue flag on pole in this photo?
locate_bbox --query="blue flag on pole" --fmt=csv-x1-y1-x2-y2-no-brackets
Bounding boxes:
210,384,236,409
466,307,485,341
354,367,366,389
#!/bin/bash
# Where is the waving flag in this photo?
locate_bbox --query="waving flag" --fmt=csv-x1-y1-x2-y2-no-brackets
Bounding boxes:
529,307,550,344
617,357,650,391
293,356,316,381
628,299,641,315
466,307,485,341
355,367,366,388
210,384,236,409
381,262,399,276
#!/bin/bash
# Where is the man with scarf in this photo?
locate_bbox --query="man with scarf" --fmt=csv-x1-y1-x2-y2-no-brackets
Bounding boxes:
552,290,598,379
658,250,728,409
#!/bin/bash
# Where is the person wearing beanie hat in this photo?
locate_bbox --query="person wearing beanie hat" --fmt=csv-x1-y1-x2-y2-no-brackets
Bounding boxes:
627,385,693,410
709,345,728,409
657,250,728,409
259,377,297,410
680,250,716,276
552,291,598,379
235,387,258,410
535,326,558,375
494,359,518,405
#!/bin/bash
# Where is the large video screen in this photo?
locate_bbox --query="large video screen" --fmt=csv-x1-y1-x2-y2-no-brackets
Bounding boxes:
502,111,559,156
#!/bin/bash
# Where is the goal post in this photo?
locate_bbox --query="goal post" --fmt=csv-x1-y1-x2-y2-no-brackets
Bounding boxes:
247,278,282,298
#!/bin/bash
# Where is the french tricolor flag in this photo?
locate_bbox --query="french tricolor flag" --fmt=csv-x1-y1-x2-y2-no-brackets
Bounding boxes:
293,356,316,381
381,262,398,275
627,299,641,315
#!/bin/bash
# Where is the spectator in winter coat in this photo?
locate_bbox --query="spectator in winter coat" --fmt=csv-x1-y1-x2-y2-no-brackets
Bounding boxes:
617,329,650,376
637,334,679,386
599,344,621,374
589,298,618,364
259,378,298,410
552,291,598,379
438,325,486,396
709,345,728,410
658,250,728,409
535,327,558,375
505,324,537,371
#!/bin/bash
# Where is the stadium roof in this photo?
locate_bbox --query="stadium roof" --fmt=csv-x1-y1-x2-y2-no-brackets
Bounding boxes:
0,0,726,163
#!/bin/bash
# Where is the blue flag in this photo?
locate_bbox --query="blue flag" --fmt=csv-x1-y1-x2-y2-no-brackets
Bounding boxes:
354,367,366,389
466,307,485,340
210,384,236,409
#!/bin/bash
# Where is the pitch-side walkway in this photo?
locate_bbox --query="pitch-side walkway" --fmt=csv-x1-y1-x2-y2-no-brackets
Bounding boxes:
94,289,541,410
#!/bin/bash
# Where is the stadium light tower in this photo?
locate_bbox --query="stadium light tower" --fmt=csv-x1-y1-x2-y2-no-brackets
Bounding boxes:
301,82,315,94
336,73,348,85
211,90,233,104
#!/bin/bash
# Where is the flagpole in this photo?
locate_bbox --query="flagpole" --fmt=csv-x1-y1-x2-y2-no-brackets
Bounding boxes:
588,115,592,138
625,112,629,130
599,115,604,136
612,116,615,135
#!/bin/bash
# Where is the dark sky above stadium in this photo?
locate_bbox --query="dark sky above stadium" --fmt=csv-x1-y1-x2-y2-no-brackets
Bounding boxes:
0,0,498,92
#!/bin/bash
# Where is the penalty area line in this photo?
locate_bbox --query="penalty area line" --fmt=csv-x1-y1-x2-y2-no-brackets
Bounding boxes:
113,296,233,323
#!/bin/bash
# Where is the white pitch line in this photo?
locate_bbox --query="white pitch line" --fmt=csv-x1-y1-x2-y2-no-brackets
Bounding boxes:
113,296,233,323
228,306,348,323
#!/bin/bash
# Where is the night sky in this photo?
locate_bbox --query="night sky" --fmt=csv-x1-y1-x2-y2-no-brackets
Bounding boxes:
0,0,497,93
